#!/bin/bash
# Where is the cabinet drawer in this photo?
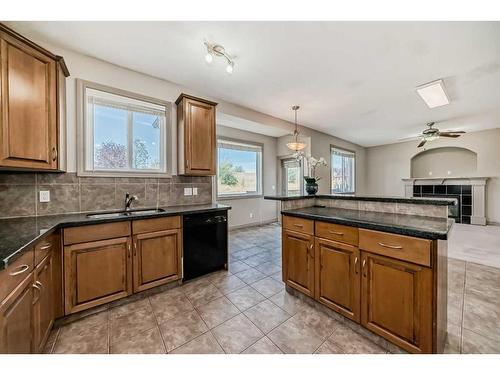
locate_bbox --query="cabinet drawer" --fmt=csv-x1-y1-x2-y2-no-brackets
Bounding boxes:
282,216,314,235
35,231,59,266
64,222,131,245
0,247,34,302
132,216,181,235
359,229,431,267
315,221,358,246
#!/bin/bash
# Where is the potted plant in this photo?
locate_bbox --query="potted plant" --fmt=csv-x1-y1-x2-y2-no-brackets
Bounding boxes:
303,156,327,195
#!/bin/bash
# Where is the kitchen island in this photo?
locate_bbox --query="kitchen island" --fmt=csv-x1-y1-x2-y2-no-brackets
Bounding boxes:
265,194,453,354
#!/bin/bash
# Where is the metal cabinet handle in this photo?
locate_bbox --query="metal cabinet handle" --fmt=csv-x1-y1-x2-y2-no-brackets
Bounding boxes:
52,147,58,161
362,259,367,277
39,244,52,250
9,264,29,276
32,283,41,304
308,243,314,258
134,242,137,256
127,244,131,258
293,224,303,228
35,280,43,289
328,230,344,236
354,257,359,274
378,242,403,250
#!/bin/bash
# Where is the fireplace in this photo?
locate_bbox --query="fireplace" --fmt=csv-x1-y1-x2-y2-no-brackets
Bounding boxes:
412,185,469,223
403,177,488,225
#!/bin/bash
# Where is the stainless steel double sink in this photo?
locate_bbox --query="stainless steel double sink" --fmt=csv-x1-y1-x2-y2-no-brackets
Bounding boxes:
86,208,165,219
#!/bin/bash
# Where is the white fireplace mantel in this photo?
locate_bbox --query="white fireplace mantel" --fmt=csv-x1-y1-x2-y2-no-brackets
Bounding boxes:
402,177,489,225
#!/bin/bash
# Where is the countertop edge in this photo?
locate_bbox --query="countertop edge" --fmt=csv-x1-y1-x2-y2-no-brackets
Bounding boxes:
1,204,231,270
281,210,452,240
265,195,456,206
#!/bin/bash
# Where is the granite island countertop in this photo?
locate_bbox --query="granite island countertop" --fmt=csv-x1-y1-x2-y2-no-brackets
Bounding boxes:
282,206,453,240
265,194,457,206
0,203,231,270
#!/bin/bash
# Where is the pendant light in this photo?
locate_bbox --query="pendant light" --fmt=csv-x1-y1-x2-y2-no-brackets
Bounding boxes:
286,105,307,152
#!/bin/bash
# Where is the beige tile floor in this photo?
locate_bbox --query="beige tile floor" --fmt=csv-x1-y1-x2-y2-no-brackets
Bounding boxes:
43,223,500,354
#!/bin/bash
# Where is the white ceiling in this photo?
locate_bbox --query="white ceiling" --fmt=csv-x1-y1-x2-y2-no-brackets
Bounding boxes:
7,21,500,147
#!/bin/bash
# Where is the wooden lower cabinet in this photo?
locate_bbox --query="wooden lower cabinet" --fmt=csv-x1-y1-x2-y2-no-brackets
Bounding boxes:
282,229,315,297
360,251,433,354
315,237,360,322
64,237,132,314
133,229,182,293
32,253,54,353
0,273,33,353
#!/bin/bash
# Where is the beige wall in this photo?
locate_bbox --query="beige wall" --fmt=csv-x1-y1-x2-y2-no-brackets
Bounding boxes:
366,128,500,223
216,126,278,228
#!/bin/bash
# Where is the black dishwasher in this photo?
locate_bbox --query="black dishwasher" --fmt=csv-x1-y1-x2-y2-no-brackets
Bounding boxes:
183,211,228,281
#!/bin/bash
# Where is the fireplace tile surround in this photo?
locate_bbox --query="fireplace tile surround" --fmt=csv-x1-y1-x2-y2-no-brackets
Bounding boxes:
403,177,488,225
413,184,471,224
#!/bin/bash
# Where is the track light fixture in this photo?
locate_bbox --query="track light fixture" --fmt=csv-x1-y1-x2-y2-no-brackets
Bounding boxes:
204,41,235,74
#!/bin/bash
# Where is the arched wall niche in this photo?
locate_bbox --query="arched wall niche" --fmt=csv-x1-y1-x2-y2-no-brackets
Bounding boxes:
410,147,478,178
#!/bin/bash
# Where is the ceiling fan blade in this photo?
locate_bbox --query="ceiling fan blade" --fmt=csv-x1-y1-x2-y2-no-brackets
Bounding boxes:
439,133,461,138
417,139,427,148
398,136,421,142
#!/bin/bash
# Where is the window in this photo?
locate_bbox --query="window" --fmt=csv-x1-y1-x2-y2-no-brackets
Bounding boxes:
281,158,302,196
78,80,171,177
331,146,355,193
217,138,263,198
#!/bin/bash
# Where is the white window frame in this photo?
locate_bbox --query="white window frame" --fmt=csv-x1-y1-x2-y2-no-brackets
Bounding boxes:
77,79,172,178
330,145,356,194
216,137,263,200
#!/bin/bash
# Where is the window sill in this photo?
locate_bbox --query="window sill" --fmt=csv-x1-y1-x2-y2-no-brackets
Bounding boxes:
77,171,172,179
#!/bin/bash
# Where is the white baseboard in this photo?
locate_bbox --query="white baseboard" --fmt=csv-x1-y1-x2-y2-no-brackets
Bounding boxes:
229,218,278,231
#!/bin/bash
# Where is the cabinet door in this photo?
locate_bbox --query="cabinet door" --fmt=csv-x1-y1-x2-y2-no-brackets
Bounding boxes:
282,229,314,297
0,33,57,169
185,98,215,175
133,229,182,293
0,273,33,353
315,238,360,322
361,251,433,354
32,253,53,353
64,237,132,314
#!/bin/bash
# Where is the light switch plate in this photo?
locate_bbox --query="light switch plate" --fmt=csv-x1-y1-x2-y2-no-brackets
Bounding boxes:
39,190,50,202
184,187,193,196
192,187,198,195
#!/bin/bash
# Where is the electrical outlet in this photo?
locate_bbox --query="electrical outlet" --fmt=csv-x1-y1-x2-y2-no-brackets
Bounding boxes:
192,187,198,195
184,187,193,196
39,190,50,202
249,213,254,219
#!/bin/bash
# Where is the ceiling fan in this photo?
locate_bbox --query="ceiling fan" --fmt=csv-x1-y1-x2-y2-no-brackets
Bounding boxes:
415,122,465,148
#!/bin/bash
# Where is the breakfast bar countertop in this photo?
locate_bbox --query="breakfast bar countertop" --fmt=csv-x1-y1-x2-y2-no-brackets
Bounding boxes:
265,194,457,206
281,206,454,240
0,203,231,270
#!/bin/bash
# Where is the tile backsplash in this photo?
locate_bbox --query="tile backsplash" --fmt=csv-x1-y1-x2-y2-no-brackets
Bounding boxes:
0,172,213,219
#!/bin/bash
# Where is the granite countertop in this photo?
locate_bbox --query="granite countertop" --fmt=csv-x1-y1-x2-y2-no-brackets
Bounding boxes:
282,206,453,240
0,203,231,270
265,194,457,206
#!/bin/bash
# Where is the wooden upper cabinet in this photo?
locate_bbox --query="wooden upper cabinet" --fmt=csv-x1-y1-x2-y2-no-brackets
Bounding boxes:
360,251,433,354
32,253,54,353
0,272,33,353
176,93,217,176
315,237,360,322
132,228,182,293
0,24,69,171
64,236,132,315
282,229,315,297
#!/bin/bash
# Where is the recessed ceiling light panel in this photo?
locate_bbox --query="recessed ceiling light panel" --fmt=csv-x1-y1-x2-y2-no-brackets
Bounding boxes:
416,79,450,109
